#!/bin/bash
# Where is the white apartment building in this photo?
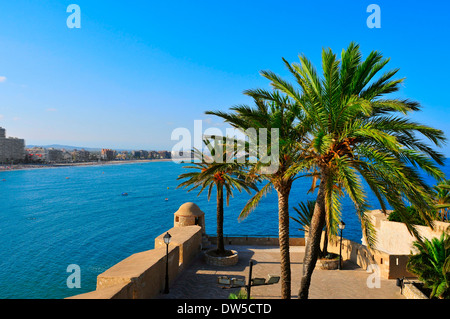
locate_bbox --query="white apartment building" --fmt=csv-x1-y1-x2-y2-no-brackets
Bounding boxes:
0,127,25,162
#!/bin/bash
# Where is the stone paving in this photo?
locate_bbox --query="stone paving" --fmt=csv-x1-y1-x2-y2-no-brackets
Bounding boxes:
158,245,404,299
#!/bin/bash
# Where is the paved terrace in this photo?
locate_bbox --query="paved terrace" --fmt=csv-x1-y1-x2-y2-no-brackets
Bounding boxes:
158,245,404,299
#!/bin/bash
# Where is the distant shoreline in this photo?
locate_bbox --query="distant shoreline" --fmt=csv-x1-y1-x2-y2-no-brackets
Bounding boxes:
0,158,187,172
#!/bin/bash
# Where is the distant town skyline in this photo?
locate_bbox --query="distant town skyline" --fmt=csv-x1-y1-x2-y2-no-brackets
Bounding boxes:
1,1,450,155
24,143,167,152
0,125,173,165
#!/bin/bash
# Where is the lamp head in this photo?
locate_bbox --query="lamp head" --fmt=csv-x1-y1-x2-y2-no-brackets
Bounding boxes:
338,220,346,230
163,232,172,245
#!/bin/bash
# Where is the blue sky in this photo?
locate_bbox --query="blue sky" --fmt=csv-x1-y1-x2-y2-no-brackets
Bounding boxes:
0,0,449,154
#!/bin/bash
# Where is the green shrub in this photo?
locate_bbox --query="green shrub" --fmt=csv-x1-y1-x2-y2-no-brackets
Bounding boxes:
228,289,250,299
407,233,450,299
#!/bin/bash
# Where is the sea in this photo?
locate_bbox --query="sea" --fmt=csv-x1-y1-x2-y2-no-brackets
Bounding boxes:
0,160,448,299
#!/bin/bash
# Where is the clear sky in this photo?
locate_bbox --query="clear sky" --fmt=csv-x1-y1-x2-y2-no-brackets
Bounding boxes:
0,1,449,154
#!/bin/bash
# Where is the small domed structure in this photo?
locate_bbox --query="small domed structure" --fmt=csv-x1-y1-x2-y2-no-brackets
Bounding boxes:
174,202,205,233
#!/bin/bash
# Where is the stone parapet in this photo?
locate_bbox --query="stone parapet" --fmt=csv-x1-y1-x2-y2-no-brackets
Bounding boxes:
208,236,305,247
364,210,450,254
321,233,414,279
402,281,429,299
66,225,202,299
155,226,202,271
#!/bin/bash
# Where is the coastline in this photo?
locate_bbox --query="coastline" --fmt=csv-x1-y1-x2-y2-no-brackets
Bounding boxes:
0,158,178,172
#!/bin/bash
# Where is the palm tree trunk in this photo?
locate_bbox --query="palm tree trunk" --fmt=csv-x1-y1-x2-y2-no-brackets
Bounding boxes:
298,171,327,299
216,183,225,254
275,180,293,299
322,227,328,257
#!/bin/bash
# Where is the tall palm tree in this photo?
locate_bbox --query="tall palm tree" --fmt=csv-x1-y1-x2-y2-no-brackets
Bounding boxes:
177,137,257,256
206,92,310,299
260,42,447,298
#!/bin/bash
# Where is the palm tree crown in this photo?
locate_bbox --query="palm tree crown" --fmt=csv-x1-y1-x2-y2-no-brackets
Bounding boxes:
177,138,257,255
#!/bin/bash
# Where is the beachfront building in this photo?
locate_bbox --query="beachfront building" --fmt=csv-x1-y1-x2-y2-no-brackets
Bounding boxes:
47,148,64,163
71,149,90,162
26,147,74,163
148,150,171,159
26,147,47,162
158,150,171,159
101,148,116,161
131,150,141,159
0,127,25,163
115,151,129,160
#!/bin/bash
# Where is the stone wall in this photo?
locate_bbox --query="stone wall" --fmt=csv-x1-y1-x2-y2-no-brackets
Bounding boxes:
322,235,414,279
208,236,305,247
320,210,450,280
365,210,450,255
402,281,429,299
67,225,202,299
155,226,202,272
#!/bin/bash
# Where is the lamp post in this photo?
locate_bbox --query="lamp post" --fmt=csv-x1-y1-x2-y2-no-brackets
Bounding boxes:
163,232,172,294
246,260,254,299
396,277,404,294
338,220,345,270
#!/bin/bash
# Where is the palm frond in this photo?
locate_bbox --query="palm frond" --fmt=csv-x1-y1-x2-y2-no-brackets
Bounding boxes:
239,182,273,220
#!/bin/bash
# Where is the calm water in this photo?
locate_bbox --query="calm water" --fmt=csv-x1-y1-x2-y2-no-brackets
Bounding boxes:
0,160,448,299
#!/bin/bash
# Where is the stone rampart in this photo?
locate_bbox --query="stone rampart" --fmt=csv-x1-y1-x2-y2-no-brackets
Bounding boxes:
67,225,202,299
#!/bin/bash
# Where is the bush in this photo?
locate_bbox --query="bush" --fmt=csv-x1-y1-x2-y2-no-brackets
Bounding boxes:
228,289,250,299
407,233,450,299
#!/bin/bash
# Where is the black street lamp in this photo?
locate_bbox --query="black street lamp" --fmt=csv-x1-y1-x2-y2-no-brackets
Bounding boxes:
396,277,405,294
163,232,172,294
246,260,254,299
338,220,345,270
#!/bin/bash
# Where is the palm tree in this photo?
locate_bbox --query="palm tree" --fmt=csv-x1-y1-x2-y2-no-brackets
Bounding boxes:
260,42,447,298
206,92,309,299
291,200,316,233
177,137,257,256
407,233,450,299
434,179,450,221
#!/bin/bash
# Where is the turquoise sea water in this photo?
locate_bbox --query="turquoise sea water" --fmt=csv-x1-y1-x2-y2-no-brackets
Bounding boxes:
0,160,448,299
